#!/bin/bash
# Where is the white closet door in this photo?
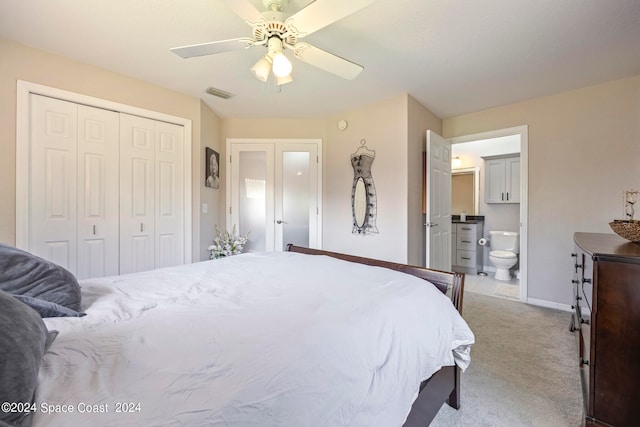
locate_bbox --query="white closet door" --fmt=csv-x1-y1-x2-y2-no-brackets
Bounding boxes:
29,94,78,272
120,114,155,274
154,121,184,268
76,105,120,279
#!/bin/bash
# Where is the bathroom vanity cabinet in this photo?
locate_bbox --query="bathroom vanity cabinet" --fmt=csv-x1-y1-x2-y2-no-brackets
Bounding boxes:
483,154,520,203
451,221,483,274
571,232,640,427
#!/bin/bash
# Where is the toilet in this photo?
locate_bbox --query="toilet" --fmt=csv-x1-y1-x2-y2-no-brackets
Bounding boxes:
488,231,519,281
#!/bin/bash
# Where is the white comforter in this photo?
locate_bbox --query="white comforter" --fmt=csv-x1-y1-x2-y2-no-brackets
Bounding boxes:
34,252,474,427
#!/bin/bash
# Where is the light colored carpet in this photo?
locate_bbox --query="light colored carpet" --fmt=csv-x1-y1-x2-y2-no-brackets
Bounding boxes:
430,292,583,426
493,284,520,300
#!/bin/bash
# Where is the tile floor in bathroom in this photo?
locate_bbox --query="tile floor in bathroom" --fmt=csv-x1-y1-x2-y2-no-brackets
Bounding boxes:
464,272,520,301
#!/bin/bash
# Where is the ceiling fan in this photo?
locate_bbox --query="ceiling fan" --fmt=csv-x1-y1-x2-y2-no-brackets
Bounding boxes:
170,0,375,85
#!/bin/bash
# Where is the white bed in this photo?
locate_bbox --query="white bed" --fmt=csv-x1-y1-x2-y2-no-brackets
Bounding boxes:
32,251,474,426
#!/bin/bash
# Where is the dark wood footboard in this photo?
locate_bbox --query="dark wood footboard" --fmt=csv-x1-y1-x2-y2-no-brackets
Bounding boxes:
285,244,465,425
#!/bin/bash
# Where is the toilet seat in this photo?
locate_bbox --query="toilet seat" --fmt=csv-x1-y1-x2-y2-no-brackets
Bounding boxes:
490,250,517,259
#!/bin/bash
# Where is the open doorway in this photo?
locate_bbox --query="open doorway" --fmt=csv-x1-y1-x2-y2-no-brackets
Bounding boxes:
449,126,528,303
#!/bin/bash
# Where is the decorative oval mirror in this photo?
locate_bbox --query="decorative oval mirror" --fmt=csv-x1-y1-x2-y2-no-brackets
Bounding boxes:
353,177,368,228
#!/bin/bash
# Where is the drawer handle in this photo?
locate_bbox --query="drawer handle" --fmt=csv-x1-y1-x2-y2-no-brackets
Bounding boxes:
461,240,472,243
461,227,472,231
461,257,471,260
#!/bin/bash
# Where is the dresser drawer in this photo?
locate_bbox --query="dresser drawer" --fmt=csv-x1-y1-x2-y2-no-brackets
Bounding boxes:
456,233,476,250
456,250,475,267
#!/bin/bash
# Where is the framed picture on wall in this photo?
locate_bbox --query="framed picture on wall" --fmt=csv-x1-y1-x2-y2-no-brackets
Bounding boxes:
205,147,220,189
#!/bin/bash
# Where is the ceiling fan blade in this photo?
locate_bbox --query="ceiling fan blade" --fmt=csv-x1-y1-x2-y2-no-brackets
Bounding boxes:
288,0,375,37
293,43,364,80
170,38,252,59
222,0,264,23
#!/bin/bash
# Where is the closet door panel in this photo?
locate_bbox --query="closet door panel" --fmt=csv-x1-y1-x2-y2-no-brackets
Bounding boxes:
120,114,155,274
77,105,119,279
29,94,78,273
155,121,184,268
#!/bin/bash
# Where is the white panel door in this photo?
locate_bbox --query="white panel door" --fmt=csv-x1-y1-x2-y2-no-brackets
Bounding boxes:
425,130,452,271
120,113,155,274
76,105,120,279
154,121,184,268
29,94,78,272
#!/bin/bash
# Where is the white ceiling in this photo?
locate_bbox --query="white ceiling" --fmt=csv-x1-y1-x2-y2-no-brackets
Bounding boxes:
2,0,640,119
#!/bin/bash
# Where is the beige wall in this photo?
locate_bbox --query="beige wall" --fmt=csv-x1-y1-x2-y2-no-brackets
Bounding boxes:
407,95,443,266
444,74,640,306
200,101,222,261
323,95,411,263
223,101,414,263
0,38,217,260
222,95,440,265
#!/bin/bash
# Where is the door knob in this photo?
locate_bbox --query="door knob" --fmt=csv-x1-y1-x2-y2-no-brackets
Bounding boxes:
276,220,287,224
425,222,438,227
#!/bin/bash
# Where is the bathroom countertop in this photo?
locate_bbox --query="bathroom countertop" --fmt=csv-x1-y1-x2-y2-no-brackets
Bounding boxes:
452,215,484,224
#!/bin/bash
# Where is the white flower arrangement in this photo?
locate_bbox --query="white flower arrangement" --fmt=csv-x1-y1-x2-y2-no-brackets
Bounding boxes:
208,224,250,259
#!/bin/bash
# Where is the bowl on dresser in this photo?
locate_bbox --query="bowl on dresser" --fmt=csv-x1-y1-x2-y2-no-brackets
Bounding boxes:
608,219,640,243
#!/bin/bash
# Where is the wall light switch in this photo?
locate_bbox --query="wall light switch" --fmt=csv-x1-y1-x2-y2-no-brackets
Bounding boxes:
202,203,208,214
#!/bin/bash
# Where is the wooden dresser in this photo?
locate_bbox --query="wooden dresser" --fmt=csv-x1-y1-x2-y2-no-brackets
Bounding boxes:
571,233,640,427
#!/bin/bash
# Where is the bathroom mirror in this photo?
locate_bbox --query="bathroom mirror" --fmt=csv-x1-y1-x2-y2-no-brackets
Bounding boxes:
452,167,480,215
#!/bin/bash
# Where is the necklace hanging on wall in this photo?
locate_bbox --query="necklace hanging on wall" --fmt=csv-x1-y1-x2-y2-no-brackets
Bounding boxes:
350,139,379,235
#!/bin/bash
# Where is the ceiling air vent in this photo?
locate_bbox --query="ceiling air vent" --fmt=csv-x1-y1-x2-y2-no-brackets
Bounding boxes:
205,87,234,100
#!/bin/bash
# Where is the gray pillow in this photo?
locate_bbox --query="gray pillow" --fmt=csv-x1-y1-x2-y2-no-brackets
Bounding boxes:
11,295,86,318
0,243,81,312
0,290,57,427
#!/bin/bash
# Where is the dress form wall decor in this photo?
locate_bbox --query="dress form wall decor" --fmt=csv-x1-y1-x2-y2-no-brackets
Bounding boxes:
350,139,379,235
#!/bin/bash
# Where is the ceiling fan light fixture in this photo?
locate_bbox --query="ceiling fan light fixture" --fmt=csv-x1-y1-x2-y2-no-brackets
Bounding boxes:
251,56,272,82
271,52,292,77
275,73,293,86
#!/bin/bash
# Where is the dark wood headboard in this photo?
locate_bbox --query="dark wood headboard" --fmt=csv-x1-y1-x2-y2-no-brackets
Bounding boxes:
286,244,465,314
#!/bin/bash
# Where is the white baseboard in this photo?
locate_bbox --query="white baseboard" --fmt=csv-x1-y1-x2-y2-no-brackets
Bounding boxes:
525,297,573,312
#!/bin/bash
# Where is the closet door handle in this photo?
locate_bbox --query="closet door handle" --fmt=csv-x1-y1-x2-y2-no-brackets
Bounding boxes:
93,225,97,235
140,223,145,232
